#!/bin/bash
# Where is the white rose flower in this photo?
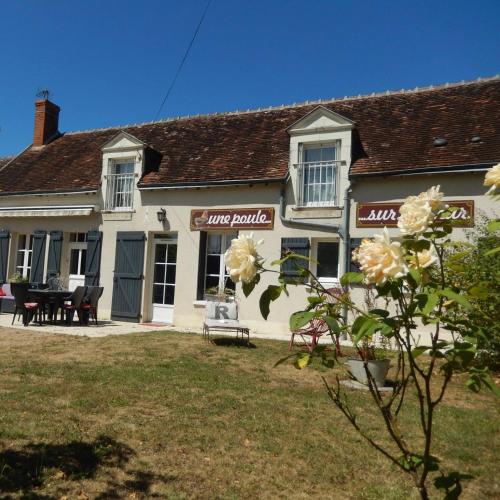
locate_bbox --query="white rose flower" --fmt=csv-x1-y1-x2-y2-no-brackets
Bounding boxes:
484,163,500,194
418,185,448,212
224,233,262,283
353,228,408,285
408,247,438,269
397,196,434,235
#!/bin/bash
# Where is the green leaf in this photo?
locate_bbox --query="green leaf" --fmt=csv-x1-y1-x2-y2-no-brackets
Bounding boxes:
324,315,341,334
242,273,260,297
484,246,500,256
289,311,315,331
369,309,390,318
259,285,282,320
486,219,500,233
340,272,364,286
411,346,430,359
437,289,472,310
416,293,439,316
467,283,489,300
294,352,311,369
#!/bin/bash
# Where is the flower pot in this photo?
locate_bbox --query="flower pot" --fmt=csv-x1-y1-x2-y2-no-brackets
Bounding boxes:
347,358,391,386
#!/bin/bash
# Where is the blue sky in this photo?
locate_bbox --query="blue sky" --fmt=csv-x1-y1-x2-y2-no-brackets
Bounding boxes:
0,0,498,156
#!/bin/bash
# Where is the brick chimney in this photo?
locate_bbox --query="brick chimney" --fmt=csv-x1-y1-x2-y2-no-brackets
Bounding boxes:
33,99,60,147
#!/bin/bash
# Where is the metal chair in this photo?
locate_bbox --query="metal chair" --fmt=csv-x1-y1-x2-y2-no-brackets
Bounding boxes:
290,317,330,352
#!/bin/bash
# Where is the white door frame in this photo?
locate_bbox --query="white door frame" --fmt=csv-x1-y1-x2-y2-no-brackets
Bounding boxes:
68,242,87,291
151,235,177,324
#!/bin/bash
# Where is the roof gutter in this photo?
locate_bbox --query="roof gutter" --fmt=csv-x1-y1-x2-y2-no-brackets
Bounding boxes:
350,162,495,179
0,188,98,197
139,177,285,190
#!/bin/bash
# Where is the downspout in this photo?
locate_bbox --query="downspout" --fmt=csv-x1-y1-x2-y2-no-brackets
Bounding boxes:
279,182,352,324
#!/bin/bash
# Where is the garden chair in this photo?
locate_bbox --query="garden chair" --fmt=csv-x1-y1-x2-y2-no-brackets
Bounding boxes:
81,286,104,325
63,286,87,326
290,317,330,352
10,284,39,326
203,301,250,343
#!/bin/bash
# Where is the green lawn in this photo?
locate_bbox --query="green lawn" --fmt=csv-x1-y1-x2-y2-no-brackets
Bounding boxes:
0,328,498,499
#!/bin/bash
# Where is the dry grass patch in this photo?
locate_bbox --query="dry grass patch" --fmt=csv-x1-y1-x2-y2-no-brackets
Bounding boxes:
0,327,498,499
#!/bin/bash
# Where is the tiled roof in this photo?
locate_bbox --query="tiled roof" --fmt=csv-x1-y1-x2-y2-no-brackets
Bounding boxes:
0,78,499,195
0,157,13,170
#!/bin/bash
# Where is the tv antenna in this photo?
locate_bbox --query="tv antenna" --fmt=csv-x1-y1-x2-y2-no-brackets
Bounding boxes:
36,88,50,100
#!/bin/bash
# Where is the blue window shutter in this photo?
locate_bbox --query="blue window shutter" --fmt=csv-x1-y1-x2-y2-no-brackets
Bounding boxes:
196,231,208,300
47,231,63,279
30,230,47,283
85,231,103,286
281,237,310,282
0,230,10,284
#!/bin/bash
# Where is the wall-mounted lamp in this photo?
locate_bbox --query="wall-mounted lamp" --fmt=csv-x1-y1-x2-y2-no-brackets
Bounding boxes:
156,208,167,223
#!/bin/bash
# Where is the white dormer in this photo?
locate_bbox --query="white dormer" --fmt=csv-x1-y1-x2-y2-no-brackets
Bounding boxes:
288,106,354,208
101,131,145,212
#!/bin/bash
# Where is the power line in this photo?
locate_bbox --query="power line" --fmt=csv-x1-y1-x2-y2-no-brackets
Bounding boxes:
154,0,213,120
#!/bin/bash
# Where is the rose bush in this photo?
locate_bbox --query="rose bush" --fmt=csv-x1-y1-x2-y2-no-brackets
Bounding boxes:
224,174,499,499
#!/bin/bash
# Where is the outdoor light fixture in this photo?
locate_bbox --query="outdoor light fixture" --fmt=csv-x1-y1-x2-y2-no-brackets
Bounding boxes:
157,208,167,223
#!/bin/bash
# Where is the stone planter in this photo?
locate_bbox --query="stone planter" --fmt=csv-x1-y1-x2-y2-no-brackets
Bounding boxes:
347,358,391,386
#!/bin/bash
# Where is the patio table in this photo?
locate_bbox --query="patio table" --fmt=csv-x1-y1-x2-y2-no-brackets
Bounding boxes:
28,289,73,324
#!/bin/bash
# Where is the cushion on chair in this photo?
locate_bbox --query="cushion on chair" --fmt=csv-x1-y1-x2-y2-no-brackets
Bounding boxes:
206,301,238,321
0,288,5,297
24,302,39,309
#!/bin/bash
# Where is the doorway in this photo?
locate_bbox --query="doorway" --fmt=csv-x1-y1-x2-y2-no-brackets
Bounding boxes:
151,235,177,324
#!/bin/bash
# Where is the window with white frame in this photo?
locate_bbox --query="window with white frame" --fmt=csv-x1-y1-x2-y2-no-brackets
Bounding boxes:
298,143,338,207
315,240,340,283
105,160,135,211
16,234,33,279
204,232,238,296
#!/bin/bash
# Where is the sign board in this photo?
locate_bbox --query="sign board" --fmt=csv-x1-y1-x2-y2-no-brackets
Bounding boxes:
190,208,275,231
356,201,474,228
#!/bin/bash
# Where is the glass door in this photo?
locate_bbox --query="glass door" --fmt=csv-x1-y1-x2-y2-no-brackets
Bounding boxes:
68,243,87,291
151,235,177,323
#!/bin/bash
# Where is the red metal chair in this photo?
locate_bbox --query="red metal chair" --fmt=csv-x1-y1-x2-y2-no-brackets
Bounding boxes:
290,317,330,352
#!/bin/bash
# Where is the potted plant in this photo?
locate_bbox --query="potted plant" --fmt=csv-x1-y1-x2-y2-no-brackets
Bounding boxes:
347,336,391,386
346,286,391,386
204,286,235,303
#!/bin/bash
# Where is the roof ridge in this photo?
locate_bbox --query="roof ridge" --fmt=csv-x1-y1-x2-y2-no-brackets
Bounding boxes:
64,75,500,136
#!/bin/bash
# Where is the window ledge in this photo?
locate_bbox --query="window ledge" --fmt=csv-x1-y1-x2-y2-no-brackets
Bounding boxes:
102,211,135,221
292,205,342,211
193,300,207,307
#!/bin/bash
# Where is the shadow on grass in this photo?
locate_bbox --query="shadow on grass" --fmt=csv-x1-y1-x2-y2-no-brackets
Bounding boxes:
211,337,256,348
0,435,174,497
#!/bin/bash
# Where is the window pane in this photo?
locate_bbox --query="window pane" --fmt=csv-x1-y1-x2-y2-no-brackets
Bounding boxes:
155,244,167,263
70,249,79,275
205,275,219,291
207,234,221,254
304,147,321,163
317,242,339,278
223,233,238,251
154,263,165,284
69,233,76,242
115,162,134,174
18,235,26,249
166,264,176,284
28,236,33,250
153,284,164,304
77,233,86,242
167,244,177,263
80,250,87,275
206,255,220,275
16,250,24,267
321,147,336,161
164,285,175,305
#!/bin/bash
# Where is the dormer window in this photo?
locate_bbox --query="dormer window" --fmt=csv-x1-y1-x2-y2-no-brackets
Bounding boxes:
105,159,135,211
297,143,338,207
287,106,354,210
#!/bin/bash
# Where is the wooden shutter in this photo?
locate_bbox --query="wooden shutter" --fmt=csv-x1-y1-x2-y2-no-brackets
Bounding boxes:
350,238,362,273
85,231,103,286
111,231,146,322
30,230,47,283
196,231,208,300
0,230,10,284
46,231,63,279
281,237,310,282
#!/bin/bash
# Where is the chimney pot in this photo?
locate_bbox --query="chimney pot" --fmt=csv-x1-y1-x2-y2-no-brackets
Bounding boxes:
33,99,60,147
